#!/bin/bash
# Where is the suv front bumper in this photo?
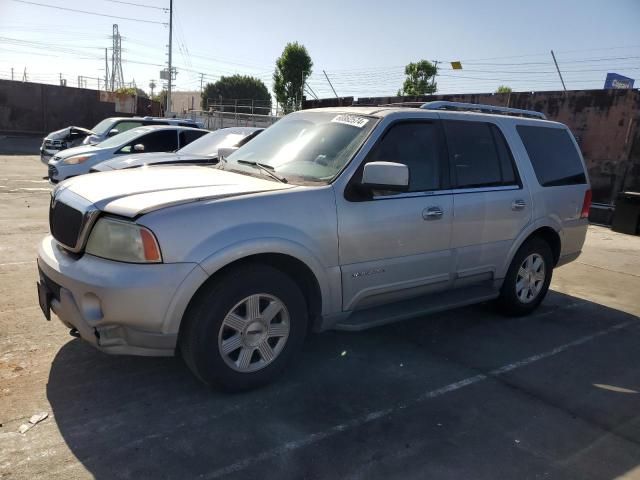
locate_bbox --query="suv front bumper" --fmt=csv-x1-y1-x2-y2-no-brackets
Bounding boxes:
37,235,207,356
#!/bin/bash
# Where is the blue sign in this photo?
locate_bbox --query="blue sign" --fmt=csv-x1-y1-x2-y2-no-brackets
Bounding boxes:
604,73,635,89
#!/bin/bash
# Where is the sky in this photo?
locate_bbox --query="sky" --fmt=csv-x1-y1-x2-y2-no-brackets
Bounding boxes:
0,0,639,102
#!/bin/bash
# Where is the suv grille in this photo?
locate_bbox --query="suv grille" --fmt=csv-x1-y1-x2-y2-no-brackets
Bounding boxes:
50,200,84,249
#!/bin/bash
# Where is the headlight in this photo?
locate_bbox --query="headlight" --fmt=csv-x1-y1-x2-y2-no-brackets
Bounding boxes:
85,217,162,263
62,154,93,165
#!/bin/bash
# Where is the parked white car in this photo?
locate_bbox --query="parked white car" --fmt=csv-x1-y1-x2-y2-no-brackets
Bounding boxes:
38,102,591,390
91,127,263,172
47,125,207,182
40,116,203,163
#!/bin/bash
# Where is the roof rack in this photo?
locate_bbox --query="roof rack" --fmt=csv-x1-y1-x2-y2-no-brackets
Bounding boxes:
377,101,426,107
420,101,546,120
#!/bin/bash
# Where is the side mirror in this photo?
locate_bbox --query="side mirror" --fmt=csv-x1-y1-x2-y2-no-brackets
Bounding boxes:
361,162,409,191
217,146,237,160
107,128,119,137
133,144,145,152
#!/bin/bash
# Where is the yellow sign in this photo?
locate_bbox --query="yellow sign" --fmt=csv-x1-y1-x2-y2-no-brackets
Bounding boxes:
451,61,463,70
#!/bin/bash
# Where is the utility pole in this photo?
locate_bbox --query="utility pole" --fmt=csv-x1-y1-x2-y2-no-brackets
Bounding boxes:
550,50,567,92
104,48,109,92
110,24,124,90
323,70,338,99
431,60,439,91
11,67,14,81
166,0,173,116
199,73,204,95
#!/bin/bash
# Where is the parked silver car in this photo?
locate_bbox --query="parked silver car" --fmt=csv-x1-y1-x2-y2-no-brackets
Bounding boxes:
40,116,203,163
91,127,263,172
37,102,591,390
47,125,208,182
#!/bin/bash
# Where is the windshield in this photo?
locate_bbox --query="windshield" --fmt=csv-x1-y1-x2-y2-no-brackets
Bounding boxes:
96,128,147,148
178,129,251,157
225,111,377,184
91,118,117,136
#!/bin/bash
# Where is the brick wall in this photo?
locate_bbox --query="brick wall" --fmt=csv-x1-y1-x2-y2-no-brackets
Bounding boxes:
0,79,161,135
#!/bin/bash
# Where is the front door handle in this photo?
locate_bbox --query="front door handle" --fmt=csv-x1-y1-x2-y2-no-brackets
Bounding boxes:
512,199,526,211
423,206,443,220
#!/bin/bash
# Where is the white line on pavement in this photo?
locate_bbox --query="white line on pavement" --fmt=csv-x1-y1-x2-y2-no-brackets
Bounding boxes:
205,318,638,479
0,260,34,266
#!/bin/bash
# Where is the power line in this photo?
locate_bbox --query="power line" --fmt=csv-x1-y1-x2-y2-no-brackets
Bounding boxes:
10,0,168,25
105,0,168,10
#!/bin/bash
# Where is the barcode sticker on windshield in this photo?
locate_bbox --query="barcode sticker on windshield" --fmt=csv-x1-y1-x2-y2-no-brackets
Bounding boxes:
331,114,369,128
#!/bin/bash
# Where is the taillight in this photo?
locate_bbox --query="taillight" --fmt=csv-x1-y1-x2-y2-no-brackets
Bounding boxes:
580,189,592,219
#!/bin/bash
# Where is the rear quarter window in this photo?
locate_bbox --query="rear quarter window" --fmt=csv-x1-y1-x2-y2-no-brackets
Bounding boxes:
517,125,586,187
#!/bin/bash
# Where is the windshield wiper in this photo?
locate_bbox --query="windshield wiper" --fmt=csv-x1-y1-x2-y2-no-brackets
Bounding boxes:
237,160,288,184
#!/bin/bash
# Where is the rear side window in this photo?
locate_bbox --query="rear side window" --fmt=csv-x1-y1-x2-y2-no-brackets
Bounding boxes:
517,125,586,187
444,121,518,188
115,121,144,133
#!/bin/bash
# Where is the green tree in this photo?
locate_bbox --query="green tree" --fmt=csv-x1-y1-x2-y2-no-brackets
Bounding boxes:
201,75,271,114
496,85,513,93
115,86,148,98
152,89,167,106
397,60,438,96
273,42,313,114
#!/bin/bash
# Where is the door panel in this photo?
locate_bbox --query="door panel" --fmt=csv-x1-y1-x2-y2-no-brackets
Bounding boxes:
337,120,453,311
452,188,530,284
443,119,531,285
339,194,453,310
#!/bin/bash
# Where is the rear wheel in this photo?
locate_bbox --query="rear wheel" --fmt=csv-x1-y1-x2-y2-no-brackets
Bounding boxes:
498,237,554,316
179,264,308,391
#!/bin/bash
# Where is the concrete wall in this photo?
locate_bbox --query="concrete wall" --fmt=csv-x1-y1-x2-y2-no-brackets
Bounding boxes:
304,89,640,203
0,79,161,135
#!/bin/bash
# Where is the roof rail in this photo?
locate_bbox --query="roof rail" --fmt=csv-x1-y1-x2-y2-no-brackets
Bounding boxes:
377,101,426,107
420,101,546,119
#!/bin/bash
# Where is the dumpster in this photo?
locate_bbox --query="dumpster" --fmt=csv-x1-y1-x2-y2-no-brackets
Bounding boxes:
612,192,640,235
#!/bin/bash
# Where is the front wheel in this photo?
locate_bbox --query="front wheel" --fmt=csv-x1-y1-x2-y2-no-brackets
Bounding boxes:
179,264,308,391
497,237,554,316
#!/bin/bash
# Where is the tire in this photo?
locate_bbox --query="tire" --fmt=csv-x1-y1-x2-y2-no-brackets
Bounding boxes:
179,264,308,391
497,237,554,316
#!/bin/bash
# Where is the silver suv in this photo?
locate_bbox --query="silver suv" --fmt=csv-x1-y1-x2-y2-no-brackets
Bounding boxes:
37,102,591,390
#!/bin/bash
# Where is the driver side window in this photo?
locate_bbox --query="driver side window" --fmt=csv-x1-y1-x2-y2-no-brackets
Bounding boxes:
119,130,179,154
364,121,445,193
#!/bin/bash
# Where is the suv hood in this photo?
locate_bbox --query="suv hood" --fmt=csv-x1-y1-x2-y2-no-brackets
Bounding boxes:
56,166,294,217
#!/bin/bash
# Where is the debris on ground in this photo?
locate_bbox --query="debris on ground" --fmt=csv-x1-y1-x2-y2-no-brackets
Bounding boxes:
18,411,48,434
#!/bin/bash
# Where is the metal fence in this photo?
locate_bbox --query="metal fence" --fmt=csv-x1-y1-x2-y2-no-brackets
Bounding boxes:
186,109,280,130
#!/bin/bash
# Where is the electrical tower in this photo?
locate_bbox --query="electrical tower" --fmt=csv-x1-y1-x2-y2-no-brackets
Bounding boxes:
110,24,124,91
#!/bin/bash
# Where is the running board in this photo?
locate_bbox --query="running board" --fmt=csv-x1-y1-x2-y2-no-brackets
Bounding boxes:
334,285,499,331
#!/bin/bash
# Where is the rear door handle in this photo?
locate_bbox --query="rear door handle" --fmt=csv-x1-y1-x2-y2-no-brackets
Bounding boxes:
512,199,526,211
423,206,443,220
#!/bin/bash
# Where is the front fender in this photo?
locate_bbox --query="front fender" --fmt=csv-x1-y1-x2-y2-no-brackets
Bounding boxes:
199,237,340,314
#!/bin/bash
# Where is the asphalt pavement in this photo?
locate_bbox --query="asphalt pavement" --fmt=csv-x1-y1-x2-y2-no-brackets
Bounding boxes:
1,155,639,479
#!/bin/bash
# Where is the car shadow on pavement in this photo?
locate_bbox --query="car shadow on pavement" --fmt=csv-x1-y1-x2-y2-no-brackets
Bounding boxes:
46,290,640,479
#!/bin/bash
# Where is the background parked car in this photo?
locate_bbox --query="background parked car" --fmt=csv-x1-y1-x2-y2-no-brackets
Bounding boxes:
91,126,263,172
40,116,204,163
48,125,207,183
